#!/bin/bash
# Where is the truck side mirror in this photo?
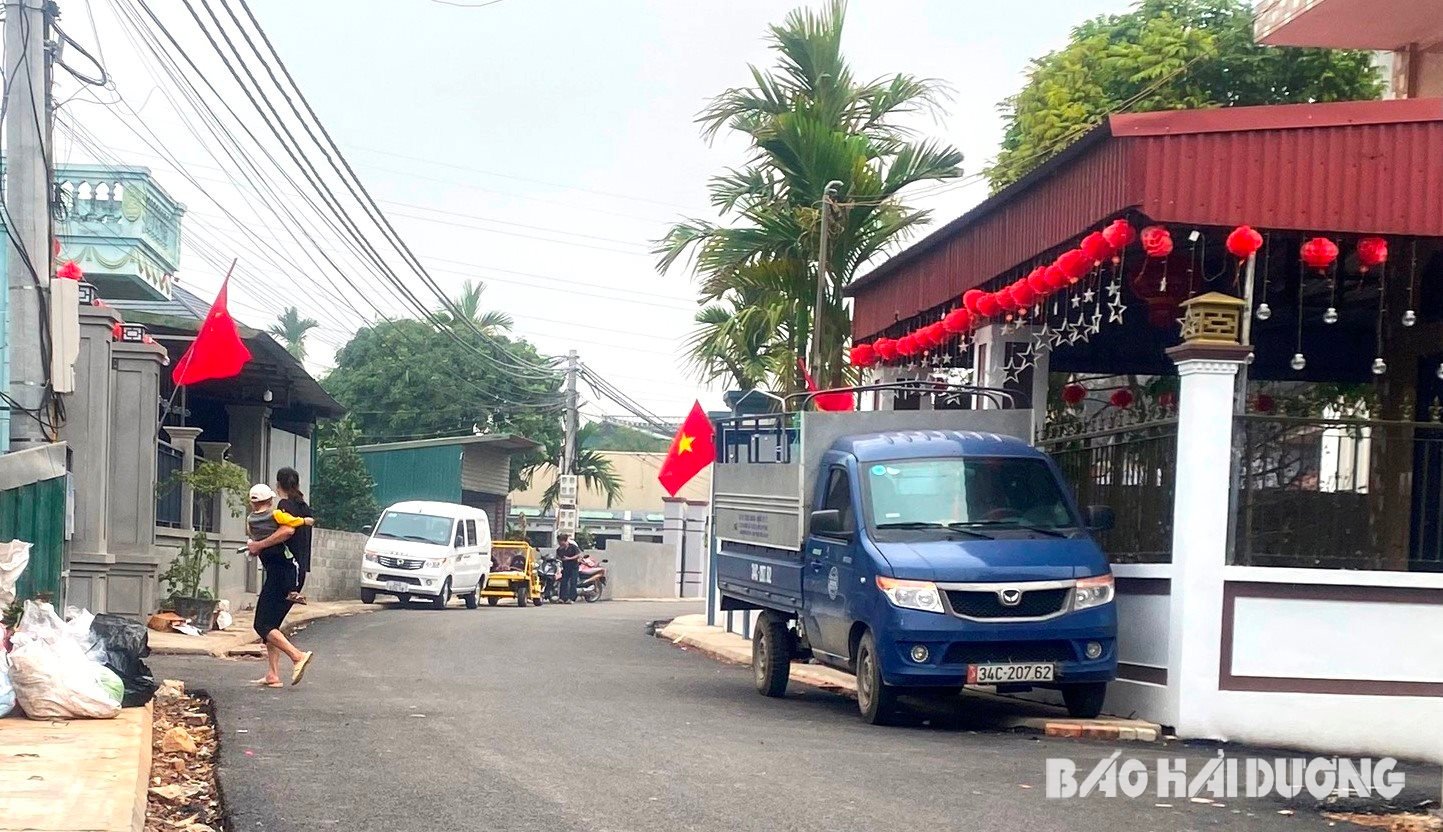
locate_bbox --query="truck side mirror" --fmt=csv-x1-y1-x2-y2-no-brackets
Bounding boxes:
1084,506,1115,532
810,509,850,539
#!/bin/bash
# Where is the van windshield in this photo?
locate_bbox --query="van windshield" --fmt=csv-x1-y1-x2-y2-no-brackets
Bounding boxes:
373,511,454,545
863,457,1076,533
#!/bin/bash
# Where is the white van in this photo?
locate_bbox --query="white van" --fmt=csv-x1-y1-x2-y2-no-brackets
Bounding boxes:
359,501,492,609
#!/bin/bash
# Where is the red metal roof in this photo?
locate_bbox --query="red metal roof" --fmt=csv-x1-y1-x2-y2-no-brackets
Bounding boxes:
848,98,1443,340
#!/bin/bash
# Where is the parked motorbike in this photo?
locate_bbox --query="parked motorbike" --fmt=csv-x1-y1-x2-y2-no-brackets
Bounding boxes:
577,554,607,603
536,552,561,603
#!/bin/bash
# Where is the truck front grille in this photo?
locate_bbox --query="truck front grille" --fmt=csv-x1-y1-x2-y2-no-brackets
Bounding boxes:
378,555,423,570
942,640,1075,665
945,587,1070,619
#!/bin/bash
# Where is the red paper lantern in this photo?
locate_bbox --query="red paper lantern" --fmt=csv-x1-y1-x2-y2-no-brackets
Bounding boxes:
875,337,898,361
110,322,123,340
1226,225,1263,260
1012,280,1037,308
1043,265,1068,290
896,335,916,357
1300,237,1338,271
1140,226,1173,258
943,307,971,334
1081,231,1114,266
1061,384,1087,406
849,343,877,367
1110,388,1135,409
1357,237,1388,272
962,289,985,315
1101,218,1135,252
976,293,1001,318
1057,249,1091,281
1026,266,1050,296
995,286,1019,312
55,260,84,281
925,323,946,347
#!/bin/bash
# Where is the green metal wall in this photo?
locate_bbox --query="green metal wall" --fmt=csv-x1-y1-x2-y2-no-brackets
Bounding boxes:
1,475,66,603
360,445,463,508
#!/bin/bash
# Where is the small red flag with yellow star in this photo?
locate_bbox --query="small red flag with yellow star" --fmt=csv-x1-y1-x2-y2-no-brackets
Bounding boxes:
658,400,716,496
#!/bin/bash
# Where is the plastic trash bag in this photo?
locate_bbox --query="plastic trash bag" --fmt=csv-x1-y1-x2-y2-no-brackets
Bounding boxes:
95,665,124,707
215,599,233,631
0,539,31,607
8,601,120,719
0,631,15,717
88,613,157,707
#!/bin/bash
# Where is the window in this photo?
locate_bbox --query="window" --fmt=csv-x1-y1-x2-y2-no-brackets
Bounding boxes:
820,467,855,534
453,522,466,547
373,511,455,546
864,457,1075,532
464,519,478,547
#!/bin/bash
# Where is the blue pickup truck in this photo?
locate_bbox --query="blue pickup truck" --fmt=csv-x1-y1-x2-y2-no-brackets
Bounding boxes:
712,400,1117,724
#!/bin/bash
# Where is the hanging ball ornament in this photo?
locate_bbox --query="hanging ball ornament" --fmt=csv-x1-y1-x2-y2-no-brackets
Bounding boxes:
1323,306,1339,324
1290,353,1307,371
1372,357,1388,376
1255,302,1272,321
1402,309,1417,328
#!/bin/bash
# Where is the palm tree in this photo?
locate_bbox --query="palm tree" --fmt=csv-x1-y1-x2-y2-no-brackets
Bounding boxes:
269,306,319,362
536,425,624,510
438,280,513,335
655,0,963,393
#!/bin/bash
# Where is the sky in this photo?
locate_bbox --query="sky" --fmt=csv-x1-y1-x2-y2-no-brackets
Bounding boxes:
51,0,1136,424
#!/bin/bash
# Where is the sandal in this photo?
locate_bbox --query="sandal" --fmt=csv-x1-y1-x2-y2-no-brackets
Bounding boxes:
250,678,283,688
291,651,314,686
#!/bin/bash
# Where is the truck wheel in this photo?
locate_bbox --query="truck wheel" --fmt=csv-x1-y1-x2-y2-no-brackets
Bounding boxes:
360,588,376,605
487,596,500,606
1062,683,1107,719
856,630,904,725
514,584,530,607
752,612,791,698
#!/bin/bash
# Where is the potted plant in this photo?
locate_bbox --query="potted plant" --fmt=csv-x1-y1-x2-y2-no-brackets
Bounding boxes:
157,459,250,624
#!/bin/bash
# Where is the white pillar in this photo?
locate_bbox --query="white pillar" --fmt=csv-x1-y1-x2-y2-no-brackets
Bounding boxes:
683,501,709,598
973,323,1044,410
1164,345,1247,737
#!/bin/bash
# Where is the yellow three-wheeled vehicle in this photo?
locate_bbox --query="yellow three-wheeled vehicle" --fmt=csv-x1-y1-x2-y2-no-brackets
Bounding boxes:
481,541,543,607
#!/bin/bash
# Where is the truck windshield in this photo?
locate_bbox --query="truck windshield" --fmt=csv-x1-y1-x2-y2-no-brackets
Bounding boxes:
864,457,1076,532
373,511,454,545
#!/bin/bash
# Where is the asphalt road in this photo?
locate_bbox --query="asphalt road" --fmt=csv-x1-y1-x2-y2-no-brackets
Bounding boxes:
154,601,1433,832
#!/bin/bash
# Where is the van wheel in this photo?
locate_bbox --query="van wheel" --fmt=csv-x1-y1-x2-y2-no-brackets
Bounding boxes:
514,584,529,607
752,611,791,698
856,630,904,725
431,579,451,610
1062,683,1107,719
487,596,500,606
360,588,376,605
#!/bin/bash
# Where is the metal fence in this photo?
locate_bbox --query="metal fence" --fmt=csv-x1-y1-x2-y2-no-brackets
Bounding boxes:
1040,415,1178,563
1232,415,1443,571
155,442,184,529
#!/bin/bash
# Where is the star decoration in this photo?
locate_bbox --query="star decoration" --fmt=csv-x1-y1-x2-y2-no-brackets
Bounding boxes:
1106,280,1122,298
1088,311,1102,336
1108,298,1127,324
1050,324,1068,348
1082,288,1096,304
1071,295,1082,309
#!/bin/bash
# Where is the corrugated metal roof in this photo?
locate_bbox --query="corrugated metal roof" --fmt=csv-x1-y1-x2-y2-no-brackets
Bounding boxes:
848,98,1443,339
354,433,540,454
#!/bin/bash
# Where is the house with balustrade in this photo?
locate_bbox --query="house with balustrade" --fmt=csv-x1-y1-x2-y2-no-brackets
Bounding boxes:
1,163,341,618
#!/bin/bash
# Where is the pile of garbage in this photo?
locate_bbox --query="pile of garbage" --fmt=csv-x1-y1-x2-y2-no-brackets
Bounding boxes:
1,599,158,720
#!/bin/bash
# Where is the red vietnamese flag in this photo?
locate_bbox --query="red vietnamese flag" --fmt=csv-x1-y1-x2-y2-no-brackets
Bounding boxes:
658,401,717,496
796,358,854,412
172,274,252,386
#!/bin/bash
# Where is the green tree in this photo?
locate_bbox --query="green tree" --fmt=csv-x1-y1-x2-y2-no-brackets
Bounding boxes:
656,0,963,392
321,319,563,490
583,421,669,453
268,306,320,362
436,280,513,335
312,418,381,532
536,424,624,510
988,0,1383,190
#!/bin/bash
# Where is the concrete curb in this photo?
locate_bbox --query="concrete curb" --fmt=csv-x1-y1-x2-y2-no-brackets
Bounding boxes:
656,614,1161,741
150,601,380,657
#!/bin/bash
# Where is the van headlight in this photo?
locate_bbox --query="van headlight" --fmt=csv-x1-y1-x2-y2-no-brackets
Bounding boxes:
363,551,379,563
1074,574,1114,610
425,557,448,569
876,576,944,614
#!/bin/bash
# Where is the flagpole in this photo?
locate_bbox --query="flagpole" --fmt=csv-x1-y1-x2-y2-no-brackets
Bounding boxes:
159,259,237,436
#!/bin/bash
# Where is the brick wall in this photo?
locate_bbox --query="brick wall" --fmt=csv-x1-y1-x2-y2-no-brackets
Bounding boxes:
304,528,368,602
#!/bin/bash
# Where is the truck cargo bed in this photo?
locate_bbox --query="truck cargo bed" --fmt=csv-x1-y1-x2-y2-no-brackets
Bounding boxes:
715,541,805,614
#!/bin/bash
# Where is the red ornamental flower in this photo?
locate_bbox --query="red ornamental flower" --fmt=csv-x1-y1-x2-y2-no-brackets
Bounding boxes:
55,260,84,281
976,293,1001,318
1226,225,1263,260
943,307,971,334
849,343,877,367
1026,266,1050,296
1140,226,1173,258
875,338,898,361
1081,231,1114,266
1012,279,1037,307
1061,384,1087,406
1057,249,1091,281
1357,237,1388,272
1110,388,1135,409
1043,265,1069,290
1300,237,1339,271
1102,218,1136,252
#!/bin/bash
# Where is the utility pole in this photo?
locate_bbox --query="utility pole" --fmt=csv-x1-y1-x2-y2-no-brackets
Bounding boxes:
3,0,56,450
810,180,842,387
556,349,579,545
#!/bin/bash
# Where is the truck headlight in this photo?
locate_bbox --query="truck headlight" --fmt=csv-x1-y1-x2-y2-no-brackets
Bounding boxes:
1074,574,1114,610
876,576,944,614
